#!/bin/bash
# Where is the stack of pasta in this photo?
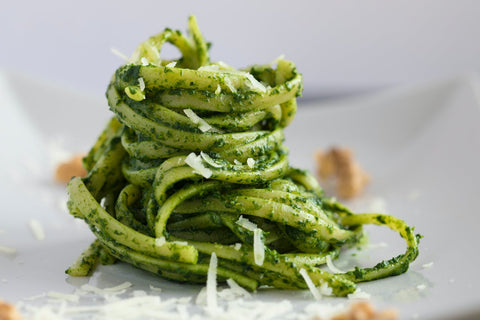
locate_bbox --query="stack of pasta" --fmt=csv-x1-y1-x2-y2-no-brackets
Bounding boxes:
66,16,420,296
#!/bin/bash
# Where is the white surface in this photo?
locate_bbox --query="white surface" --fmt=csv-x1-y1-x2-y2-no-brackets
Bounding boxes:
1,71,480,319
2,1,480,99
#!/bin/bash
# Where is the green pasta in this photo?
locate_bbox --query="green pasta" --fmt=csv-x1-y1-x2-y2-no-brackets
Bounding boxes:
66,16,420,296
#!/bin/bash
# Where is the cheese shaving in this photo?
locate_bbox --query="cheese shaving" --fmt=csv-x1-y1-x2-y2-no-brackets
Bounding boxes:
149,285,162,292
140,57,149,66
232,243,242,251
110,47,129,61
235,215,257,232
185,152,213,179
326,255,346,274
347,288,371,300
233,159,242,165
226,279,251,298
80,282,132,295
183,108,213,133
245,73,266,93
206,253,218,313
0,245,16,255
318,282,333,296
253,228,265,266
132,290,147,297
29,219,45,241
200,152,223,168
215,84,221,95
47,291,80,303
166,61,177,68
155,236,166,247
299,268,322,300
195,287,207,306
172,241,188,245
198,65,220,72
223,77,236,93
246,158,255,168
138,77,145,91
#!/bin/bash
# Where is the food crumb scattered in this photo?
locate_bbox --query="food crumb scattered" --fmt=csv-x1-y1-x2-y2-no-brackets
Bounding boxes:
320,302,398,320
54,154,87,183
0,300,22,320
315,147,369,199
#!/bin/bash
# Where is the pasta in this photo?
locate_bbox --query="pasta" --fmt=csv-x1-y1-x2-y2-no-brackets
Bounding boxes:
66,16,420,296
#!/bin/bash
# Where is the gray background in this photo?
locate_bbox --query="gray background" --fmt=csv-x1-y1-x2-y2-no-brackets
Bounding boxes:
2,0,480,99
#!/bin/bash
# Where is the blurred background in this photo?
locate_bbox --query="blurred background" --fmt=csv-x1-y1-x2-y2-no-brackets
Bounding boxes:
1,0,480,101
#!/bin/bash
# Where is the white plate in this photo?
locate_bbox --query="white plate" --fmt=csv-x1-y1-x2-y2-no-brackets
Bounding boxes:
1,71,480,319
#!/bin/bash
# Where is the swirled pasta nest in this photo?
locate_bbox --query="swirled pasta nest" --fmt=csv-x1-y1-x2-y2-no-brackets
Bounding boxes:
66,16,420,296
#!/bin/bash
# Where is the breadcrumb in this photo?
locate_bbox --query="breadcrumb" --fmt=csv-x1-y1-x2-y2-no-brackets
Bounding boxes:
315,147,369,199
54,154,87,183
0,300,22,320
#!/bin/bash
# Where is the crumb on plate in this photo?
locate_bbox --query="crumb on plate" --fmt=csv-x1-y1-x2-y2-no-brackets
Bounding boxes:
54,154,87,183
0,300,22,320
315,147,369,199
319,302,398,320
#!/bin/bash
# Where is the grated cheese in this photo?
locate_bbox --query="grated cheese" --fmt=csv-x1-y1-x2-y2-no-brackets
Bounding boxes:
326,255,346,274
0,245,16,255
215,85,221,95
140,57,149,66
233,159,242,165
47,291,80,303
223,77,237,93
318,282,333,296
138,77,145,91
155,236,166,247
232,243,242,251
422,262,434,269
29,219,45,240
110,48,129,61
253,228,264,266
149,285,162,292
245,73,266,93
183,108,213,133
200,152,223,168
176,297,191,304
132,290,147,297
246,158,255,168
235,215,257,232
195,287,207,306
206,253,218,313
198,65,220,72
226,279,251,299
17,281,368,320
416,284,426,291
166,61,177,68
299,268,322,300
172,241,188,245
185,153,213,179
80,282,132,295
347,288,371,300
